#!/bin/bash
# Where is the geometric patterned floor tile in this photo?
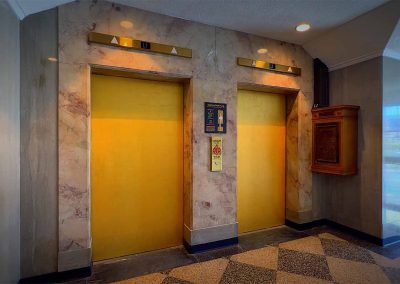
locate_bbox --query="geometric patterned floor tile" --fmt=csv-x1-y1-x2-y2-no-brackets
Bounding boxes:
382,267,400,283
277,248,332,281
326,256,391,284
111,232,400,284
168,258,229,284
370,251,400,268
321,238,375,263
230,246,278,270
161,276,192,284
276,271,333,284
318,233,347,242
279,236,325,255
219,261,276,284
115,273,167,284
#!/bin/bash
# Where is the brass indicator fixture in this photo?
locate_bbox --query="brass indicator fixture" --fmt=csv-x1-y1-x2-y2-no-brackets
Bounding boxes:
237,57,301,76
88,32,192,58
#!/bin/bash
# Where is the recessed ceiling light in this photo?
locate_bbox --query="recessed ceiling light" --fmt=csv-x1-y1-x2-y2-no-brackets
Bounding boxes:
47,57,58,62
120,20,133,29
257,48,268,54
296,23,311,32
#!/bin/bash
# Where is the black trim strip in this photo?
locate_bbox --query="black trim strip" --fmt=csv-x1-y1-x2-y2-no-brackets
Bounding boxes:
184,237,239,254
19,266,91,284
324,219,383,245
285,219,325,231
285,218,400,247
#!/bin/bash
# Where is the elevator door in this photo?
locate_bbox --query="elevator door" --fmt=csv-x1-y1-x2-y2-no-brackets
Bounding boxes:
237,89,285,234
91,75,183,261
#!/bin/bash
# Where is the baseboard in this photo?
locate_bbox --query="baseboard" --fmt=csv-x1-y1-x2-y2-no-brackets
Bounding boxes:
285,218,400,247
184,223,238,246
58,248,91,272
323,219,383,246
19,266,91,283
184,237,239,254
285,219,325,230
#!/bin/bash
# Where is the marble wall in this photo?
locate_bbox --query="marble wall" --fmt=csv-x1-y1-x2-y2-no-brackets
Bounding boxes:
58,0,313,270
0,1,20,282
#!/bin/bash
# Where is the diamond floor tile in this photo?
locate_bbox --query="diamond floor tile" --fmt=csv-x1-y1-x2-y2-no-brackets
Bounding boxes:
115,273,166,284
318,233,347,242
370,251,400,268
326,256,390,284
168,258,229,284
219,261,276,284
229,246,278,270
276,271,333,284
161,276,192,284
279,236,325,255
383,266,400,283
321,238,375,263
277,248,332,281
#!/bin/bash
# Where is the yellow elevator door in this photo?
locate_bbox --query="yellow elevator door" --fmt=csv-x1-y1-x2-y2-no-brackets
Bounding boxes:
237,89,286,234
91,75,183,261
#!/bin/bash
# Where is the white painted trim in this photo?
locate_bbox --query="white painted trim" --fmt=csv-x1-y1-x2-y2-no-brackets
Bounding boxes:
328,50,383,71
383,48,400,61
184,223,238,246
5,0,25,19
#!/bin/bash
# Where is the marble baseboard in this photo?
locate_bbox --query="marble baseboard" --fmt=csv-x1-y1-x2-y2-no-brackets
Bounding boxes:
58,248,91,272
286,209,314,224
184,223,238,246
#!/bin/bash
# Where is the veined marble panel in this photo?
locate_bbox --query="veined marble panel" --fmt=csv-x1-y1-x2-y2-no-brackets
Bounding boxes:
58,0,313,269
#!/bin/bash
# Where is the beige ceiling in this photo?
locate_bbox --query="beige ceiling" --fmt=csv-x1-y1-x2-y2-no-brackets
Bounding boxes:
7,0,389,45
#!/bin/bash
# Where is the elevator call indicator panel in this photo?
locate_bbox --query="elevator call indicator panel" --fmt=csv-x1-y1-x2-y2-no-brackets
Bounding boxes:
88,32,192,58
205,102,227,134
237,57,301,76
211,136,223,172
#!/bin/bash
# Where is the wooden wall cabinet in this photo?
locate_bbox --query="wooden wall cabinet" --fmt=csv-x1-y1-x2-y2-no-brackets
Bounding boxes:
312,105,360,175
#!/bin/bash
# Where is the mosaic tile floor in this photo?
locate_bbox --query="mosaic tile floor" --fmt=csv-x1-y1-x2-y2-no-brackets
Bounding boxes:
115,233,400,284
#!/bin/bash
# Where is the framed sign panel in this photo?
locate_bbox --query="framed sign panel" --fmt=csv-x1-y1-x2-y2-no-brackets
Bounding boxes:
205,102,227,134
211,136,223,171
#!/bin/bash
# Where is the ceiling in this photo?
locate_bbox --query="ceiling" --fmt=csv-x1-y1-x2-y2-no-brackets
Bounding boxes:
7,0,389,44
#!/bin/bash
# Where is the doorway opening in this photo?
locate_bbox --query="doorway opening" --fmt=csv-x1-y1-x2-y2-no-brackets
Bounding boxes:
91,72,185,261
237,89,286,234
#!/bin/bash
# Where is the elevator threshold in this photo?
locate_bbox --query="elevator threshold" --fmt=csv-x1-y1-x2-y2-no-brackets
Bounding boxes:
93,244,185,265
238,224,287,236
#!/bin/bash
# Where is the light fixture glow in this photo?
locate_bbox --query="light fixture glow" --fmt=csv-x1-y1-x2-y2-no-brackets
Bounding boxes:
119,37,133,47
257,48,268,54
120,20,133,29
47,57,58,62
296,23,311,32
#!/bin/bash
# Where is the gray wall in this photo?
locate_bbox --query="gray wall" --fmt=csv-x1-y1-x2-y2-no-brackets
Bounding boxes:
20,9,59,277
314,57,383,238
0,1,20,283
382,56,400,239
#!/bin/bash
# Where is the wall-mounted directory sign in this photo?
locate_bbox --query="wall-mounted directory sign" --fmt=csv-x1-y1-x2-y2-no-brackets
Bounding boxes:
204,102,227,133
211,136,223,172
88,32,192,58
